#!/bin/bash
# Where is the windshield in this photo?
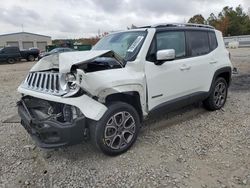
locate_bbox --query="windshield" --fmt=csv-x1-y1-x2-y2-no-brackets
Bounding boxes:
92,31,146,61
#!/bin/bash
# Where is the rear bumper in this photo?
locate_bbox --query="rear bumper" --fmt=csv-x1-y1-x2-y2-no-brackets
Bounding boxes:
17,99,86,148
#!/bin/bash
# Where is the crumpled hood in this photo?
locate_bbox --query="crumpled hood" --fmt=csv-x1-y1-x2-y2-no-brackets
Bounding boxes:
30,50,116,73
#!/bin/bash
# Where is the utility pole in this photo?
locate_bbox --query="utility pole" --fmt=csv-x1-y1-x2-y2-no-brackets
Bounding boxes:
21,24,24,32
98,29,100,37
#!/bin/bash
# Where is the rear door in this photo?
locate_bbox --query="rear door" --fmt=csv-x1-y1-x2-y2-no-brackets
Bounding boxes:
185,30,217,92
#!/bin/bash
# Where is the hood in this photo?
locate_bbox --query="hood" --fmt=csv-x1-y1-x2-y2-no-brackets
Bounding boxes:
30,50,124,73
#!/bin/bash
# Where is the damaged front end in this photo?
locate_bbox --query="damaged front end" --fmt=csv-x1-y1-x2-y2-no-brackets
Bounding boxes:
17,96,86,148
17,50,124,147
21,50,124,98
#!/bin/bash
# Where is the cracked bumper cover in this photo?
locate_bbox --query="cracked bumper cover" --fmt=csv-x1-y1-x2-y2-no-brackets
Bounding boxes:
17,87,108,148
18,99,86,148
18,86,108,121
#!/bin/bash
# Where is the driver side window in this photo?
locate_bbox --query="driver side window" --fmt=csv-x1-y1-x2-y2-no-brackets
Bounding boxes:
156,31,186,58
146,31,186,62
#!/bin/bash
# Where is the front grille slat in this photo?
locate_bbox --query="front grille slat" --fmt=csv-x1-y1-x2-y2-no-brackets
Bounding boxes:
29,73,35,87
35,73,40,88
27,73,33,86
39,73,44,89
50,74,54,92
24,71,63,96
55,75,59,92
46,74,50,90
53,74,57,92
32,74,37,87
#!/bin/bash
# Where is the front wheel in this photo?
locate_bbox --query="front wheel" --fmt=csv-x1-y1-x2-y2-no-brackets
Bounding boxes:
203,77,228,111
90,102,141,156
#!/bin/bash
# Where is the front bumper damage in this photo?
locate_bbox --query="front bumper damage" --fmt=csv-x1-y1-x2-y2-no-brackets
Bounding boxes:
18,86,107,121
17,87,107,148
17,97,87,148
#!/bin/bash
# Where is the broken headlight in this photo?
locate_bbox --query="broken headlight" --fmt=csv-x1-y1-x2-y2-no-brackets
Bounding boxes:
65,73,77,90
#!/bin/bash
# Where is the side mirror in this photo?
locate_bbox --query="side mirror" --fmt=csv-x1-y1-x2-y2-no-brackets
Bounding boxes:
155,49,175,65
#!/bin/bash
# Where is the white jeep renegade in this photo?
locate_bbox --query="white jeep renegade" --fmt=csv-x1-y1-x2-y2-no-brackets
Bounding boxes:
18,23,232,155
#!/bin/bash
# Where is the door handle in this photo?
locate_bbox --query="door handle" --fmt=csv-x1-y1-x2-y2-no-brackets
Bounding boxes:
180,65,191,71
209,61,218,64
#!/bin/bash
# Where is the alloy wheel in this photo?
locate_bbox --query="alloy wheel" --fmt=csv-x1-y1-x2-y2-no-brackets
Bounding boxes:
104,111,136,150
214,82,227,108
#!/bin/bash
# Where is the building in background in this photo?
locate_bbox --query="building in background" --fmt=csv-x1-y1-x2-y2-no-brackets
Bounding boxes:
224,35,250,48
0,32,52,51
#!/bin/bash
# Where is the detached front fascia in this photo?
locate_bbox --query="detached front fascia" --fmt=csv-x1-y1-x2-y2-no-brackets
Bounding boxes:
18,86,107,121
18,50,122,121
18,49,147,121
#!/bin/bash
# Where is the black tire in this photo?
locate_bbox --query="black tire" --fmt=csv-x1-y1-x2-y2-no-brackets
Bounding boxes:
203,77,228,111
90,102,141,156
7,58,15,64
27,55,35,61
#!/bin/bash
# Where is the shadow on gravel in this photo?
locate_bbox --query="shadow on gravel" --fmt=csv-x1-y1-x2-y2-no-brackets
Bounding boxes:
143,103,207,132
230,74,250,91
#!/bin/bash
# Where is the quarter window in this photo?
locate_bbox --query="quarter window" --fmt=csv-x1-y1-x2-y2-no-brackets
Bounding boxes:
208,32,218,51
156,31,186,58
187,31,210,56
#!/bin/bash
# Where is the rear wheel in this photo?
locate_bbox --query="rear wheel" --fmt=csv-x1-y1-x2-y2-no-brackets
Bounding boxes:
90,102,140,156
7,58,15,64
27,55,35,61
203,77,228,111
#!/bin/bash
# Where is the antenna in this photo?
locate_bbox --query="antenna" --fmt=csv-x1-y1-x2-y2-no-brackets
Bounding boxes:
21,24,24,32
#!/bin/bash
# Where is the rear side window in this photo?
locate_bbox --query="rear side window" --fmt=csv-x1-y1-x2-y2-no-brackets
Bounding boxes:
208,32,218,51
187,31,210,56
156,31,186,58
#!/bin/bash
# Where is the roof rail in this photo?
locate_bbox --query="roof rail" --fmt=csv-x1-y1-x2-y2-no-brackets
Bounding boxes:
139,23,214,29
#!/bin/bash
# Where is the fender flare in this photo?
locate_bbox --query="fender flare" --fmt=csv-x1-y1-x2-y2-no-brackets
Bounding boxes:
208,66,232,94
97,84,147,116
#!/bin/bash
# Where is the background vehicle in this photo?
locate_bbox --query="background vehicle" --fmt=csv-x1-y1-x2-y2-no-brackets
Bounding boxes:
38,47,74,59
0,46,39,64
18,23,233,156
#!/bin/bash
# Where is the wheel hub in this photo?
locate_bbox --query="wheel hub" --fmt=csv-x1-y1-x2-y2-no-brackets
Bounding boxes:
214,82,226,108
104,111,136,150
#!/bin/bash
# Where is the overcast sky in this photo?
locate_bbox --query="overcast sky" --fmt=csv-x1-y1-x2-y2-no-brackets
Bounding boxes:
0,0,249,39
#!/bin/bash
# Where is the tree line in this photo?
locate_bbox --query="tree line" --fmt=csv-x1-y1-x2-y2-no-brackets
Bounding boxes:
188,5,250,36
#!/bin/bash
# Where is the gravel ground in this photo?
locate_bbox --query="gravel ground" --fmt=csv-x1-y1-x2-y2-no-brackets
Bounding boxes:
0,49,250,188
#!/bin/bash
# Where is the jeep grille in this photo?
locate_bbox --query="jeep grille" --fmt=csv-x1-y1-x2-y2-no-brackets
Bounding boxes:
23,72,66,96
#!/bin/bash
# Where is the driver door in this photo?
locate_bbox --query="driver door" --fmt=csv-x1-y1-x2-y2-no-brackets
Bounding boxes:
145,31,198,111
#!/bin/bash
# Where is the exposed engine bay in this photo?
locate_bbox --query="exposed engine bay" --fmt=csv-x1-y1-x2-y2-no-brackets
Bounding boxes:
72,57,123,73
30,50,124,73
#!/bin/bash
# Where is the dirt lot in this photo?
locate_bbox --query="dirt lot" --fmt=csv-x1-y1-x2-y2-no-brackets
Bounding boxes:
0,49,249,188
